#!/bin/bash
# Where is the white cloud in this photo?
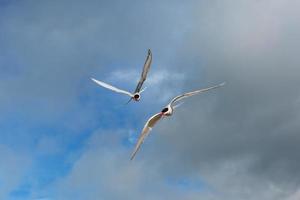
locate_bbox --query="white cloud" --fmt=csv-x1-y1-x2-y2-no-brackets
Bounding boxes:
107,68,184,86
106,68,185,104
51,129,210,200
107,69,140,83
0,145,32,199
285,189,300,200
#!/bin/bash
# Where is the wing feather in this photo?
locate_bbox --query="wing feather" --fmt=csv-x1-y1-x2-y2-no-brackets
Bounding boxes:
91,78,133,97
130,112,162,160
170,82,225,106
134,49,152,93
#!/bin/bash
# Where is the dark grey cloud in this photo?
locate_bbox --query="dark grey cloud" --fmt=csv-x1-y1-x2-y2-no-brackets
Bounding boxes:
141,0,300,199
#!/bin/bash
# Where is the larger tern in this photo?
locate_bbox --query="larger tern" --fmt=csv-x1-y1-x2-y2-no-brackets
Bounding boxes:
130,82,225,160
91,49,152,102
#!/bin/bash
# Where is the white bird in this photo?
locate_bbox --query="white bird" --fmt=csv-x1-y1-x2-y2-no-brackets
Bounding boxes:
130,82,226,160
91,49,152,102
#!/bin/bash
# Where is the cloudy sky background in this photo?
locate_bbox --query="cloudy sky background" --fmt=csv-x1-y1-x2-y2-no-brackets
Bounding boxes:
0,0,300,199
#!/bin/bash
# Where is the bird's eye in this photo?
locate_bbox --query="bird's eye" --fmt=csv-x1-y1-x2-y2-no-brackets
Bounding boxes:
134,94,140,99
161,108,168,113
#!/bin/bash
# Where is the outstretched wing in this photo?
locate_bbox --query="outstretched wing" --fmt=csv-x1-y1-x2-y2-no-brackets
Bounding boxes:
134,49,152,93
130,112,162,160
170,82,226,106
91,78,133,97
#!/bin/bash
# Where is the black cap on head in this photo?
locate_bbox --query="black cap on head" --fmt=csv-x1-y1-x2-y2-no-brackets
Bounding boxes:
161,107,168,113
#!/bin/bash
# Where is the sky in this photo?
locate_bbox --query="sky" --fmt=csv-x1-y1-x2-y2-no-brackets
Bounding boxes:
0,0,300,199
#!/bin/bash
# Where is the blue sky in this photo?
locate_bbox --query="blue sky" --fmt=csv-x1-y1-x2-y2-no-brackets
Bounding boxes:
1,0,300,200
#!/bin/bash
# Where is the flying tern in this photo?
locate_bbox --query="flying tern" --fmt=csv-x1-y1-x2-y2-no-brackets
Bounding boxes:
91,49,152,102
130,82,226,160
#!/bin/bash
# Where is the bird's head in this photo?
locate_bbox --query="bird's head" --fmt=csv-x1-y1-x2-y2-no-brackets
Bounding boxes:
161,105,173,116
133,93,141,101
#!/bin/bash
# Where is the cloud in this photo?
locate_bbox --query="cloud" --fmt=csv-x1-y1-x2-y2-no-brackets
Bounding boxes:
0,0,194,198
0,145,32,199
51,129,213,200
286,189,300,200
1,0,300,199
141,0,300,199
104,67,185,103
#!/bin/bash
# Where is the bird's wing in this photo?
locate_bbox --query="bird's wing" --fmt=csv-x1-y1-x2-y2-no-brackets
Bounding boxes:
130,112,162,160
91,78,133,97
170,82,226,106
134,49,153,93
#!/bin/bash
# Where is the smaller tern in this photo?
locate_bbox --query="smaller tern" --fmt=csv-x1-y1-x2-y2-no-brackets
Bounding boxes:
91,49,152,102
130,82,226,160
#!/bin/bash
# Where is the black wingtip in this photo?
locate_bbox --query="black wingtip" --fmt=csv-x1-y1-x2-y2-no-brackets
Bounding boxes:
148,49,151,55
130,153,136,161
125,98,133,105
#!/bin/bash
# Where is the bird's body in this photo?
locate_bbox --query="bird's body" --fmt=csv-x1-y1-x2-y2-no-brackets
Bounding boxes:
130,82,226,160
132,93,141,101
160,105,173,116
91,49,152,102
